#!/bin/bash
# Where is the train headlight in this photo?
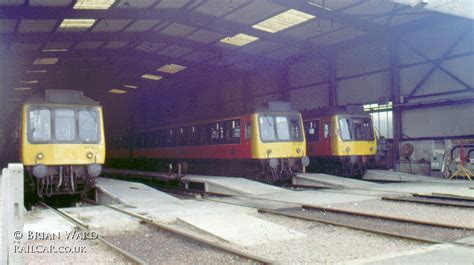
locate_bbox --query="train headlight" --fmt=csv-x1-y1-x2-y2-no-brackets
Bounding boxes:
86,152,94,159
370,147,374,152
36,152,44,160
345,147,351,154
87,164,102,177
301,156,310,167
296,148,301,154
32,164,47,179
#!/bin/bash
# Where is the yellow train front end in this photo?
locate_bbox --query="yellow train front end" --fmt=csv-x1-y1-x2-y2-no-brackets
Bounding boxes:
21,90,105,198
251,111,309,181
332,114,377,175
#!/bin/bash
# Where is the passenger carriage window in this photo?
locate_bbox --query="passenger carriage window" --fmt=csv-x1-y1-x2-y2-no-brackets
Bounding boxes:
211,122,225,144
177,127,186,146
188,126,198,145
304,120,320,142
225,120,240,144
153,131,160,147
167,129,176,147
55,109,76,141
199,125,210,145
78,109,99,142
324,123,331,138
29,109,51,142
159,130,167,147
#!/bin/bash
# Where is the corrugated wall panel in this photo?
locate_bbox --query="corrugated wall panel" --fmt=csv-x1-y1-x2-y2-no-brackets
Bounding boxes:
337,71,391,105
290,84,329,111
336,40,390,78
402,103,474,138
249,70,281,95
289,59,328,88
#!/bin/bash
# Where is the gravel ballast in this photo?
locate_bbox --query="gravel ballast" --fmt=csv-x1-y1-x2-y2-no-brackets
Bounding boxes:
325,199,474,228
22,238,129,264
162,213,427,264
104,225,256,264
247,213,428,264
276,207,474,242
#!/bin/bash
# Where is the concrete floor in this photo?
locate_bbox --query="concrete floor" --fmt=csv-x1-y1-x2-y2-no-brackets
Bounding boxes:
3,172,474,264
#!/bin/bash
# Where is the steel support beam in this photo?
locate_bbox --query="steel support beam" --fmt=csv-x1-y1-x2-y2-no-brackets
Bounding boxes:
390,37,402,171
0,6,314,51
280,64,290,101
328,50,337,107
405,27,471,101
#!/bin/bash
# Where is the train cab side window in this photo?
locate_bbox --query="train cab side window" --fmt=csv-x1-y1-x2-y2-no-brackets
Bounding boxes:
304,120,320,142
324,123,331,138
78,109,99,142
55,109,76,141
29,109,51,141
245,123,251,139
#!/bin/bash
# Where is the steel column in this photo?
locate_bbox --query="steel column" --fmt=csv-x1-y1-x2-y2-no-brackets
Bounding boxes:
390,38,402,171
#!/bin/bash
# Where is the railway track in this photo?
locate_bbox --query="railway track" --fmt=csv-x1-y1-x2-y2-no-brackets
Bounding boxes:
382,194,474,208
258,205,474,246
100,170,474,247
149,186,474,247
106,205,273,264
155,187,474,247
41,200,272,264
38,202,147,265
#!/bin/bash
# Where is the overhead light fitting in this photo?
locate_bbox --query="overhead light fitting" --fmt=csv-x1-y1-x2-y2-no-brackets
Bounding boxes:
59,19,96,28
20,80,39,84
123,85,138,89
109,89,127,94
14,87,32,91
27,70,48,73
33,58,59,65
252,9,315,33
42,49,68,52
307,2,332,11
220,33,259,46
73,0,115,10
141,74,162,81
157,64,187,74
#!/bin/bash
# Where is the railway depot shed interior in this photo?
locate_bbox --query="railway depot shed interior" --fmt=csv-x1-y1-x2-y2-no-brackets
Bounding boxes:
0,0,473,264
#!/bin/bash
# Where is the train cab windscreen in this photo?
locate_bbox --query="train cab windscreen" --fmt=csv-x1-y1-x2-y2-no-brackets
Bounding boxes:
338,116,374,141
28,107,100,143
259,114,303,142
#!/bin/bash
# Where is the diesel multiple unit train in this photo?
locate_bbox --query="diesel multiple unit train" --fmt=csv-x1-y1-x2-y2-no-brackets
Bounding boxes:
17,90,105,198
108,104,377,180
14,92,377,198
302,106,377,176
108,104,309,182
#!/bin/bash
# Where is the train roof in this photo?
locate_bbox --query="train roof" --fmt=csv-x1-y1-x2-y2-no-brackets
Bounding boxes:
301,105,367,118
23,90,100,106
